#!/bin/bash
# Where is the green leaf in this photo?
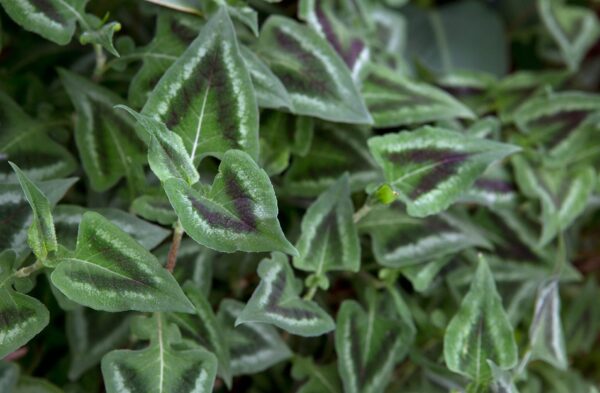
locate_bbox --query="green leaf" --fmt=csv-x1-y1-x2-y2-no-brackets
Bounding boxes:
400,257,452,293
335,289,411,393
0,361,19,393
51,211,194,313
131,194,178,226
144,0,203,15
537,0,600,71
164,149,297,255
169,283,232,387
217,299,292,376
488,361,519,393
292,356,342,393
293,174,360,275
368,127,520,217
443,256,518,384
257,15,372,124
0,178,77,261
0,92,76,182
528,280,568,370
59,69,145,192
117,106,199,185
142,7,259,161
0,285,49,359
79,20,121,57
236,252,335,337
102,313,217,393
14,376,64,393
0,0,83,44
9,163,57,261
362,65,474,127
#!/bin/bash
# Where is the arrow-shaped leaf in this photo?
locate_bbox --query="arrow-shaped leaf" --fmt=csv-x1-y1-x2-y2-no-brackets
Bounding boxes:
444,256,518,384
257,15,372,124
362,65,474,127
236,252,335,337
142,7,259,161
164,149,296,255
293,174,360,275
102,314,217,393
368,127,520,217
51,211,194,313
217,299,292,376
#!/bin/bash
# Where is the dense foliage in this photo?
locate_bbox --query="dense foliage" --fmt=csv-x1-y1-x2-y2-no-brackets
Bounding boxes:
1,0,600,392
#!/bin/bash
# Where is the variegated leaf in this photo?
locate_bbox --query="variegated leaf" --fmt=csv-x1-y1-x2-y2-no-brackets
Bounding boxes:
538,0,600,71
0,92,76,182
512,156,596,245
59,69,145,192
240,45,293,110
444,257,518,384
142,7,259,161
0,178,77,261
51,212,194,313
335,289,410,393
362,65,474,127
9,163,57,261
292,356,342,393
368,127,520,217
435,71,497,116
400,257,452,293
217,299,292,376
169,283,232,387
117,106,199,185
459,173,517,208
256,15,372,124
164,149,296,255
131,194,177,226
358,203,488,267
293,174,360,275
102,314,217,393
528,280,568,370
299,0,369,80
0,0,82,44
236,252,335,337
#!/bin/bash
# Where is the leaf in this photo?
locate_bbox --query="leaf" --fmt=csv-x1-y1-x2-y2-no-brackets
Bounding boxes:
131,194,178,226
101,314,217,393
0,178,77,261
51,211,194,313
488,361,519,393
443,256,518,384
293,174,360,275
298,0,370,80
368,127,521,217
459,172,518,208
59,69,145,192
144,0,203,15
169,283,232,387
0,92,76,182
217,299,292,376
66,307,131,380
362,65,474,127
14,376,63,393
164,149,296,255
335,290,411,393
0,361,19,393
240,45,293,110
400,257,452,293
236,252,335,337
117,106,199,185
528,280,568,370
79,20,121,57
9,163,57,261
142,7,259,162
537,0,600,71
292,356,342,393
256,15,372,124
0,0,82,44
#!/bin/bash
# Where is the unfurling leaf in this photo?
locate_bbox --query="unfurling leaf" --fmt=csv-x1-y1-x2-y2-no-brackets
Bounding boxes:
80,20,122,57
257,15,372,124
236,252,335,337
368,127,520,217
444,256,518,384
528,280,568,370
9,163,57,261
51,212,194,313
293,174,360,275
362,65,475,127
165,149,297,255
142,7,259,161
102,314,217,393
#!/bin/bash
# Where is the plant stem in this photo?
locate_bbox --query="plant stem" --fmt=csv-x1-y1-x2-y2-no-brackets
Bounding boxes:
14,260,44,278
353,203,372,224
303,285,318,301
166,220,184,273
93,44,107,81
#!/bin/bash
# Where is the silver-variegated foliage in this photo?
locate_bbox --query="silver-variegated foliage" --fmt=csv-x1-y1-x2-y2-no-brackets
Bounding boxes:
236,252,335,337
368,127,521,217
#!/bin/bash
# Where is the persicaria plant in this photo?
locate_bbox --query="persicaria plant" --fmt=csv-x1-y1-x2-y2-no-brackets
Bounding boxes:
1,0,600,392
